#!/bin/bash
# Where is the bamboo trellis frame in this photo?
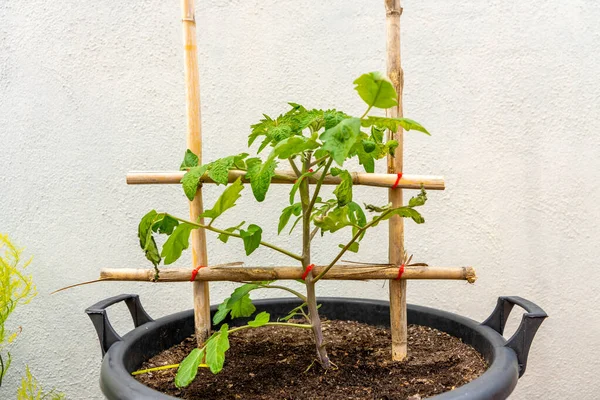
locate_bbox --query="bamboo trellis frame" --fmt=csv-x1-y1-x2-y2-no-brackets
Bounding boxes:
115,0,476,360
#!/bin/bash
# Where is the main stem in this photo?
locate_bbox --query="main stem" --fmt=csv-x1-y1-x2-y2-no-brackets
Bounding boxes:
298,153,331,369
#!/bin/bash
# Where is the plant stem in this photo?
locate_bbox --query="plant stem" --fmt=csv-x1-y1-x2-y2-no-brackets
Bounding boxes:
308,157,333,212
288,157,302,177
256,283,307,302
299,152,331,369
168,215,303,262
360,105,373,120
309,155,329,168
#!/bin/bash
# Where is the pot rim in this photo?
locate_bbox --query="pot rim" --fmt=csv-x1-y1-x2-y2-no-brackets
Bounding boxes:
89,296,546,400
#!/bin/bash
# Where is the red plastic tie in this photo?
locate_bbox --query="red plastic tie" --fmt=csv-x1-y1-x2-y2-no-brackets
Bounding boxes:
391,172,403,189
308,168,314,173
301,264,315,281
395,264,405,280
190,265,204,281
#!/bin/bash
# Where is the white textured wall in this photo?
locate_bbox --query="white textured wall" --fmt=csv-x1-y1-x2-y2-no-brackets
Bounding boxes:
1,1,598,398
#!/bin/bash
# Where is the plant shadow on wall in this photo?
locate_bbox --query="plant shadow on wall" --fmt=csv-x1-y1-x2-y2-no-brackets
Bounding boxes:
136,72,431,386
0,234,65,399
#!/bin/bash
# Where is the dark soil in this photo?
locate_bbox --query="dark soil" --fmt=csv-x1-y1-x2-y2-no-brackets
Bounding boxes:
135,320,486,399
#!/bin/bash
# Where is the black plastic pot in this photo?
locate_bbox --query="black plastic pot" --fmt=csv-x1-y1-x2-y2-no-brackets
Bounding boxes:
86,295,546,400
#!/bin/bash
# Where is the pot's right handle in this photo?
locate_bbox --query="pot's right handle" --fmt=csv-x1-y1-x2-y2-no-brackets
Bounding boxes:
482,296,548,377
85,294,153,356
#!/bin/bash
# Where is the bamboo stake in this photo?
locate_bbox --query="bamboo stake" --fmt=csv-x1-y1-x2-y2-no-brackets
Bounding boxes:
385,0,407,361
100,265,477,283
181,0,210,345
126,170,445,190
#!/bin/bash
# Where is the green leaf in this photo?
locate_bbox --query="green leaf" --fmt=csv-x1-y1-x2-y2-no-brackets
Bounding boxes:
347,201,367,240
151,214,179,235
181,164,210,201
323,109,350,130
320,117,361,165
208,157,234,185
230,295,256,318
361,116,430,135
201,177,244,222
278,203,302,234
289,215,302,234
180,149,199,170
362,140,376,153
175,348,204,388
239,224,262,255
353,72,398,109
383,207,425,224
333,170,353,207
272,136,319,160
228,283,260,305
408,188,428,207
205,324,230,374
339,242,359,253
213,298,232,324
161,223,195,264
139,210,161,266
245,157,277,202
385,140,399,157
248,311,270,327
313,206,352,233
217,221,245,243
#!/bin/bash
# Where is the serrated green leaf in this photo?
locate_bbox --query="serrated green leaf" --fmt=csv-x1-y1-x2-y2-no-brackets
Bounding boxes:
239,224,262,255
206,324,230,374
139,210,161,266
161,223,195,264
278,203,302,234
353,72,398,109
201,178,244,222
230,295,256,318
361,116,430,135
180,149,199,170
248,311,270,327
208,157,233,185
323,109,350,130
339,242,359,253
246,158,277,202
213,298,231,324
181,164,210,201
333,170,353,207
175,348,204,388
218,221,245,243
320,117,361,165
347,201,367,240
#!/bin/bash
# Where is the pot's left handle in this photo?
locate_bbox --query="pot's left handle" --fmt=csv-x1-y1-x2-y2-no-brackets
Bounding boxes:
85,294,154,356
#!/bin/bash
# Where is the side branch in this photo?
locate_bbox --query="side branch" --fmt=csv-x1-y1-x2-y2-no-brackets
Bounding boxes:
99,265,477,283
126,170,445,190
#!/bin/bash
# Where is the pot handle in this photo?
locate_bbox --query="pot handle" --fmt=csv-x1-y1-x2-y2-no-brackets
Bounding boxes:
482,296,548,377
85,294,153,356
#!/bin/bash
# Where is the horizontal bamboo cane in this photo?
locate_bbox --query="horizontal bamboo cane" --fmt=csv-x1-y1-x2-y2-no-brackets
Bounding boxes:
100,265,476,283
126,170,445,190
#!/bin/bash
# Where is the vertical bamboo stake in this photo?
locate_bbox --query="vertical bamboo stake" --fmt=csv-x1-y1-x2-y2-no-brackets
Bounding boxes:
385,0,407,361
181,0,211,344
